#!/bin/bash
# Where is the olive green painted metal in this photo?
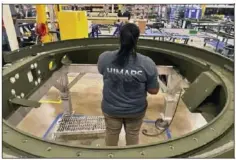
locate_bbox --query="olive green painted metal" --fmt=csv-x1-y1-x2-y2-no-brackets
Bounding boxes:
182,71,222,112
10,98,41,108
2,38,234,158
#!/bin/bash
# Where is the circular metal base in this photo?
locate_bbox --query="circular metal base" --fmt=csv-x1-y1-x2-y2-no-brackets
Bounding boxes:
2,38,234,158
155,118,169,130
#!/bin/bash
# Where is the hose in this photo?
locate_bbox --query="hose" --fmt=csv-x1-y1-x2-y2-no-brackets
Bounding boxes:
142,90,183,137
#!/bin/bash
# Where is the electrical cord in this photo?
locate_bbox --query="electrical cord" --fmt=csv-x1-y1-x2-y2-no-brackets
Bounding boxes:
142,89,183,137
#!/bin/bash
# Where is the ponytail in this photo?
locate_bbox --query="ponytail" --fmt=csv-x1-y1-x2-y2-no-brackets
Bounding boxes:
113,23,140,67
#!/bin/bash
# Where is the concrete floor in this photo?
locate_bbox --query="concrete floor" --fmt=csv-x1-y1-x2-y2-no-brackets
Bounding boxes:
16,72,207,147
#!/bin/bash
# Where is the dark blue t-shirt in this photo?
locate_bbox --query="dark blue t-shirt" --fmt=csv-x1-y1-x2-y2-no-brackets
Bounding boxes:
97,50,159,117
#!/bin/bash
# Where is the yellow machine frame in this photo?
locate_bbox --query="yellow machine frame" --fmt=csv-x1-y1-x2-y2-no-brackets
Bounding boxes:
35,5,89,42
57,11,88,40
35,5,51,43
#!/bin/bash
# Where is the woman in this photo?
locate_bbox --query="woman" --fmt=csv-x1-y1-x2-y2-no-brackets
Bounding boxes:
97,23,159,146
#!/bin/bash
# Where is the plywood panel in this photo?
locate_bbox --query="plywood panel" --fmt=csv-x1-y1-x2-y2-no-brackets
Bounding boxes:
16,73,207,146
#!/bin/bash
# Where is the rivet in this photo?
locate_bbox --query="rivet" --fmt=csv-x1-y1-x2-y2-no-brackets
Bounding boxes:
17,49,20,52
38,78,41,84
205,89,208,92
31,64,34,69
140,151,145,155
15,73,20,79
41,44,44,47
35,81,38,86
10,77,16,84
47,147,52,151
38,70,41,75
22,139,28,143
34,63,38,68
210,128,215,131
21,93,25,98
17,96,21,99
29,46,32,49
193,138,198,142
11,89,16,95
96,144,100,147
169,145,174,150
108,153,114,158
76,152,81,157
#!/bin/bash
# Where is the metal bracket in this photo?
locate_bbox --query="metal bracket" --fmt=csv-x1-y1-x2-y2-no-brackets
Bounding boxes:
53,81,64,92
9,98,41,108
59,71,73,115
182,71,222,112
68,73,86,89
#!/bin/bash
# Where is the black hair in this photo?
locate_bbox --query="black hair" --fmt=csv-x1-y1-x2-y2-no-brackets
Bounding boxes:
113,23,140,67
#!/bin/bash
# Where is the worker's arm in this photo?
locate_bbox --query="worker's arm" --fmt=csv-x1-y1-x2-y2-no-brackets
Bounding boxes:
146,58,159,95
97,51,108,75
148,88,159,95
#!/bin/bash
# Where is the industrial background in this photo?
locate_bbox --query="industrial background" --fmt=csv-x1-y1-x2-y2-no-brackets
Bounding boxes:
2,4,235,158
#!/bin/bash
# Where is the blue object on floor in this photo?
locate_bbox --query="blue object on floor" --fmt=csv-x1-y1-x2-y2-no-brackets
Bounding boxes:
166,128,172,139
43,113,63,140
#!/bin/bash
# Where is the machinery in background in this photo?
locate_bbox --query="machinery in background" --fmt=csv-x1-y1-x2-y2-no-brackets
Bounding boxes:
57,11,88,40
2,4,234,61
6,5,90,45
204,5,234,20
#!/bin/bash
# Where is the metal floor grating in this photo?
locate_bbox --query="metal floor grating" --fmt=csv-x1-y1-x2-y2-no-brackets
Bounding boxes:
54,114,106,137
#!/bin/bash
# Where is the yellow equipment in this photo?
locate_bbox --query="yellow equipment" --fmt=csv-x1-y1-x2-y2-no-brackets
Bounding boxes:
57,11,88,40
35,5,51,43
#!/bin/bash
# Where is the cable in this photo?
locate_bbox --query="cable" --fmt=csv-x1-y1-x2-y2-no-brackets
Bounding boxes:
142,89,183,137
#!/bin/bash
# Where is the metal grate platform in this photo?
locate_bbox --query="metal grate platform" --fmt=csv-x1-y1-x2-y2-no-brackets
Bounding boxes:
54,115,106,137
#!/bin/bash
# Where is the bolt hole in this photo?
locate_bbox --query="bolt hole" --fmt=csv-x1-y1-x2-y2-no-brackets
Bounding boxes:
47,147,52,151
108,153,114,158
76,152,81,157
22,139,28,143
140,151,145,156
169,145,174,150
193,138,198,142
